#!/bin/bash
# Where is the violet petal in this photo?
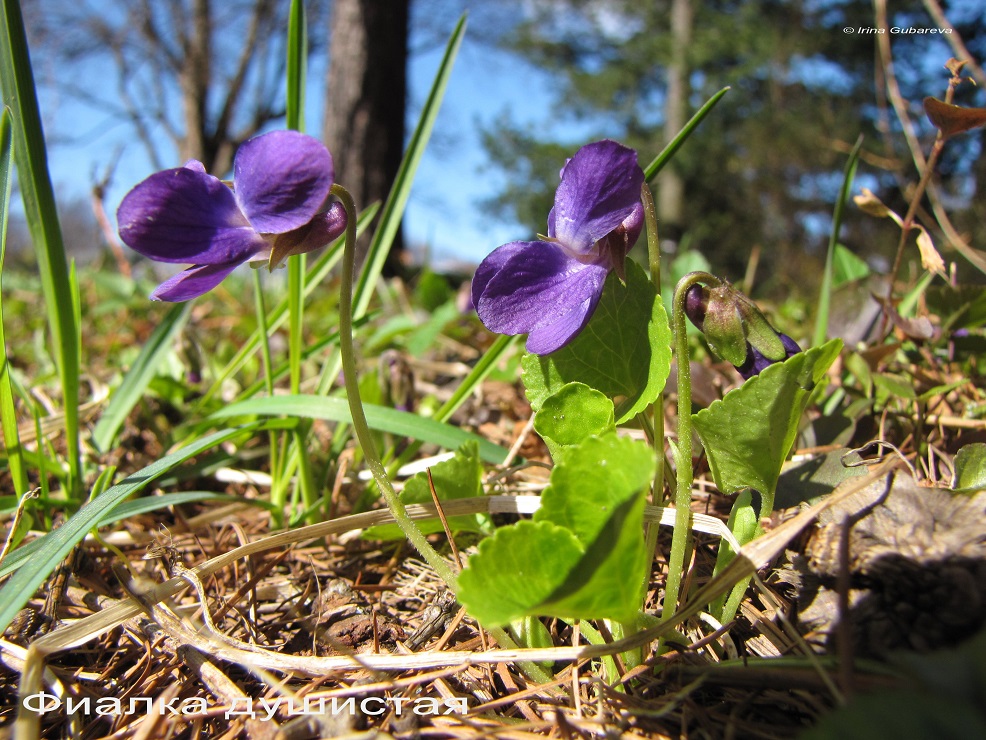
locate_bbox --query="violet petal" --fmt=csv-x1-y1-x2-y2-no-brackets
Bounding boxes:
476,240,609,354
269,201,348,264
118,167,266,265
737,333,802,379
471,240,529,311
547,140,644,254
234,130,333,235
150,261,243,302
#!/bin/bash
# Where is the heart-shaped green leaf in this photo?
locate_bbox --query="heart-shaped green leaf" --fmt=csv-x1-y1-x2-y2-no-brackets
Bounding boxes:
522,260,672,423
458,434,654,627
692,339,843,500
533,382,615,460
953,443,986,493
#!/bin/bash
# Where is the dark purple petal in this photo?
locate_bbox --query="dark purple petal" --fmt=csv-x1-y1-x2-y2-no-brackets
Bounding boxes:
475,240,609,354
471,240,529,312
736,333,802,379
547,140,644,254
149,261,242,301
234,130,333,234
684,284,708,330
620,200,644,248
267,202,348,266
118,167,266,265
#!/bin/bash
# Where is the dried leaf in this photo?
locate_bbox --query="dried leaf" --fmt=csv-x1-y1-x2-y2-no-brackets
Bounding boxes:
854,188,901,225
915,225,946,276
923,96,986,138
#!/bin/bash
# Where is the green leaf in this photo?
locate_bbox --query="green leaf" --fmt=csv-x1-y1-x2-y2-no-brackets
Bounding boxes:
522,260,672,423
533,382,615,460
285,0,306,132
209,394,509,464
0,0,82,493
814,136,863,348
872,372,917,403
692,339,843,503
458,434,653,627
363,442,492,539
0,424,260,633
0,106,27,496
832,244,871,287
91,303,190,452
644,87,730,181
953,443,986,493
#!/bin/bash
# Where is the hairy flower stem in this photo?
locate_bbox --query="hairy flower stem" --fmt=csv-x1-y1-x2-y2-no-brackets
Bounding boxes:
332,184,457,586
641,183,664,586
333,184,550,682
663,272,721,620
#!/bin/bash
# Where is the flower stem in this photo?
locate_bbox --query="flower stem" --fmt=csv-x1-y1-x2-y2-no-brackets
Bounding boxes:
641,183,664,591
663,271,720,619
642,183,661,290
331,184,457,588
253,270,283,527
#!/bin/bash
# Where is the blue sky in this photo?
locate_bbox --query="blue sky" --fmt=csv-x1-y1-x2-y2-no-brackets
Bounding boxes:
35,16,562,269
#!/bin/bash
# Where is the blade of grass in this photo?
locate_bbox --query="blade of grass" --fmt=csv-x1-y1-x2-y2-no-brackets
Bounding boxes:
0,0,81,495
352,15,466,319
0,106,27,495
644,87,730,182
813,135,863,348
286,0,306,393
0,423,261,634
286,0,306,134
90,303,191,452
285,0,318,520
0,491,254,577
210,394,509,464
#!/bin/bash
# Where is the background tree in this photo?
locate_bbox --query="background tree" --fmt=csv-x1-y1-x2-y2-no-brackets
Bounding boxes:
480,0,986,290
25,0,329,176
323,0,410,271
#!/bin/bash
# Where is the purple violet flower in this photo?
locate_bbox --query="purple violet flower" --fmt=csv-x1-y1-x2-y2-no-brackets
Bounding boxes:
117,130,347,301
471,139,645,355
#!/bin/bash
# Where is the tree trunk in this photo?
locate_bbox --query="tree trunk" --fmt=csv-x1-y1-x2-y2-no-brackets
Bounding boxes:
323,0,409,272
658,0,692,243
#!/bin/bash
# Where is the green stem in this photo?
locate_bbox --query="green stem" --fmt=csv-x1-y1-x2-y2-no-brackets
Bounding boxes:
641,183,664,595
253,270,284,527
663,272,721,619
332,184,457,588
642,183,661,290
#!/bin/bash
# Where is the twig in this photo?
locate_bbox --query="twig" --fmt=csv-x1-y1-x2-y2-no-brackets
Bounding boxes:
921,0,986,86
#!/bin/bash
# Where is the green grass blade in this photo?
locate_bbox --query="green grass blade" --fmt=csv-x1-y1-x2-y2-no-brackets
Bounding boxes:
644,87,730,182
210,394,509,464
0,105,26,494
0,0,81,494
0,424,260,633
286,0,306,133
0,491,254,577
813,135,863,348
286,0,308,394
353,15,466,319
91,302,191,452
